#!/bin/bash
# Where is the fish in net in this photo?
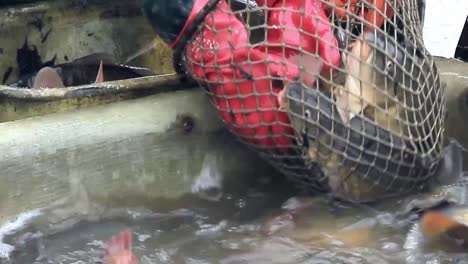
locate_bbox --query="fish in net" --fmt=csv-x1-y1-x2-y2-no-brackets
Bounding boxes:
139,0,464,202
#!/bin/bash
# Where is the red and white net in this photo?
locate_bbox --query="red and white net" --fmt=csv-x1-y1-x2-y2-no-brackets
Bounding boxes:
176,0,446,202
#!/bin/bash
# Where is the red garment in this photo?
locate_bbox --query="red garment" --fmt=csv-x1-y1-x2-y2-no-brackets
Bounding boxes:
185,0,340,150
259,0,341,71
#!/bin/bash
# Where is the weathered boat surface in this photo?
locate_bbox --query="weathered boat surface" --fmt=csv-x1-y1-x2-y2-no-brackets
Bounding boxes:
0,0,176,122
0,88,282,227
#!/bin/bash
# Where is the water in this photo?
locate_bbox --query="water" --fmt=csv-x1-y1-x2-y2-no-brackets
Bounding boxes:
2,174,468,264
0,177,294,264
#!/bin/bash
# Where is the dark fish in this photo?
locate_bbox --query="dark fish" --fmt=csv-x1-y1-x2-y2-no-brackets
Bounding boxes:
12,53,155,88
336,30,422,124
286,79,458,202
337,28,442,159
228,0,266,45
368,30,442,156
287,81,396,201
417,0,426,31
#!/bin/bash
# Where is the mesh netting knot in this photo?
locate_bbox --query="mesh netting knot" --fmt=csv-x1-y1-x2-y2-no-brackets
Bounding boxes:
140,0,462,202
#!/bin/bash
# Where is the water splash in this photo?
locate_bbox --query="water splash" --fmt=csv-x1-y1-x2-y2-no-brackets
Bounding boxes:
0,209,42,259
191,153,223,202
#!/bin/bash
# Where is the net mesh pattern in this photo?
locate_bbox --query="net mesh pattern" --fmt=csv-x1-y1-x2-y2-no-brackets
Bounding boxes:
178,0,446,202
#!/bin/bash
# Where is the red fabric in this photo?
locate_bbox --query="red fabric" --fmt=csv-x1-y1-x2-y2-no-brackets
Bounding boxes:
260,0,341,71
185,0,340,150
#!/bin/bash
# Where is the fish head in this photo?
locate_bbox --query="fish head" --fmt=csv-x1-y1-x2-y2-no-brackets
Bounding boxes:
334,26,352,53
286,81,341,149
362,30,415,92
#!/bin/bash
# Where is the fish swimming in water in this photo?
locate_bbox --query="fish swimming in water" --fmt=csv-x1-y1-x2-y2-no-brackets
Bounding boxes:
404,205,468,263
11,53,154,89
104,229,138,264
421,209,468,244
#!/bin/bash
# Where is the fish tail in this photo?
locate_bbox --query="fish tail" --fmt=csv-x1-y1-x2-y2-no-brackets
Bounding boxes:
95,60,104,83
104,229,138,264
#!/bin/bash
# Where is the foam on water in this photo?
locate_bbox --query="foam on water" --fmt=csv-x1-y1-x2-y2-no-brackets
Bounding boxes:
0,209,42,259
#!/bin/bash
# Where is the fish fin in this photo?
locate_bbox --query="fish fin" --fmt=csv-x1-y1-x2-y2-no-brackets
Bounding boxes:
421,211,464,238
277,87,287,110
95,61,104,83
361,40,372,64
431,139,465,186
72,52,117,66
32,67,65,89
104,229,132,257
104,229,138,264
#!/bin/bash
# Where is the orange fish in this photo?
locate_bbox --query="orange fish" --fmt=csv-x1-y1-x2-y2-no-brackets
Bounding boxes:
104,230,138,264
421,210,468,243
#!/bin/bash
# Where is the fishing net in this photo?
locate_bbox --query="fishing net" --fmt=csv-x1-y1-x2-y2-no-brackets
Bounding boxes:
160,0,447,202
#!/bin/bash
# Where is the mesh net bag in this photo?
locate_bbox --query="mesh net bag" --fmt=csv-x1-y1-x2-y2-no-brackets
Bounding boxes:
140,0,454,202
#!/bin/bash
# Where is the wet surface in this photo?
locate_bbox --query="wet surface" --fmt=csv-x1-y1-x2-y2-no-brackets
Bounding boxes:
2,178,468,264
0,176,294,264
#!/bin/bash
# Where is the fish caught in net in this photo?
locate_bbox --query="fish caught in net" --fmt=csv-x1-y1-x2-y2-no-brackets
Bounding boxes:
139,0,463,202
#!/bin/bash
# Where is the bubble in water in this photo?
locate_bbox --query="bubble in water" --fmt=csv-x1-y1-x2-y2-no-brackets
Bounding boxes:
381,242,400,253
235,199,246,209
138,234,151,242
0,209,42,260
196,220,228,237
191,153,223,202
